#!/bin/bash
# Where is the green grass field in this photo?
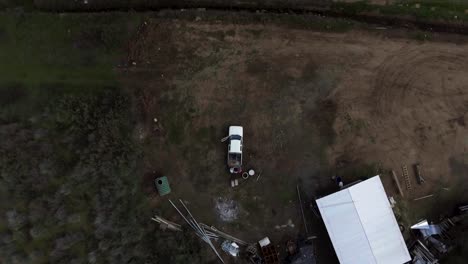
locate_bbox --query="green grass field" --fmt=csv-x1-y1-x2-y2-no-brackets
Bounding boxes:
0,12,140,120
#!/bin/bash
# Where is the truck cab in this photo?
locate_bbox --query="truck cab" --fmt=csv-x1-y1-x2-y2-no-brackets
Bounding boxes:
227,126,243,174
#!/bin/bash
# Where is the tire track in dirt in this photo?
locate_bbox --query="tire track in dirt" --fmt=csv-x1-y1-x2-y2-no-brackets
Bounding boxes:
372,47,468,116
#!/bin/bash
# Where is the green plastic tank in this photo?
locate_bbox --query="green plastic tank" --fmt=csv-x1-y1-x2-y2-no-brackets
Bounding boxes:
155,176,171,196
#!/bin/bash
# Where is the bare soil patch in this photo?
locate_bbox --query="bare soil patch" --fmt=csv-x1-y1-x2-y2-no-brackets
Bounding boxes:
123,15,468,262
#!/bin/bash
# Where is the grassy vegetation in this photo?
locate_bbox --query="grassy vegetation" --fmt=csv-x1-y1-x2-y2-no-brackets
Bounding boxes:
332,0,468,22
0,12,205,263
162,10,359,33
0,0,35,10
0,13,136,85
0,12,141,122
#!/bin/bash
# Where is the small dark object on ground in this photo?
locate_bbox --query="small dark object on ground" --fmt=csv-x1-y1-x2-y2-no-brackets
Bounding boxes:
413,163,425,184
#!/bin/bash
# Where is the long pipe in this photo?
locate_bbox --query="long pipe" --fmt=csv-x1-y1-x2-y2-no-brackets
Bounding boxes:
297,185,309,234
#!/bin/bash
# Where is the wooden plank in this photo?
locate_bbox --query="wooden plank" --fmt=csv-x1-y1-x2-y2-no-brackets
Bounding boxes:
391,170,404,197
151,215,182,231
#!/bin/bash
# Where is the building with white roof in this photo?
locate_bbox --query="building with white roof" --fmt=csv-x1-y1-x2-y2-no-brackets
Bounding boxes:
316,176,411,264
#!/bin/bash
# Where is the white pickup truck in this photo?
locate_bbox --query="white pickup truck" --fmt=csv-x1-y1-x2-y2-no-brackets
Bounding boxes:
227,126,243,174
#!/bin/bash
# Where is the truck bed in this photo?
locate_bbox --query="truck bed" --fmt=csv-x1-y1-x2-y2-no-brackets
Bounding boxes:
228,153,242,167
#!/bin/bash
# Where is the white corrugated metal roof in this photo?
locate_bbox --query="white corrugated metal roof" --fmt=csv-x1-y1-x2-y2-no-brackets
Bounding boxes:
316,176,411,264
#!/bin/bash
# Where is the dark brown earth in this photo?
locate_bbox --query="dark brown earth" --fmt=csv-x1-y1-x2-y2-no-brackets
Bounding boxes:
122,15,468,263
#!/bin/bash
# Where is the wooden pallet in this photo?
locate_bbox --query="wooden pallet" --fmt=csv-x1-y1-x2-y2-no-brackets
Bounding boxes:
261,244,280,264
402,165,412,190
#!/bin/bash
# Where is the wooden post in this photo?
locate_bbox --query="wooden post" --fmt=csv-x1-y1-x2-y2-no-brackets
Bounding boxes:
392,170,404,197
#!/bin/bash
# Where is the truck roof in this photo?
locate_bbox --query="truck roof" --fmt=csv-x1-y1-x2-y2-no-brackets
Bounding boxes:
230,140,242,153
229,126,243,137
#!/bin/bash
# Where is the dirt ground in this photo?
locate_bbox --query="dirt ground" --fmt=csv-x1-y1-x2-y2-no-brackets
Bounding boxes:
122,14,468,263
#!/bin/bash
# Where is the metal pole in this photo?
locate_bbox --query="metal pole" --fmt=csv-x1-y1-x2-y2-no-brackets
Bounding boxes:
179,199,206,236
178,199,225,264
414,194,434,201
297,185,309,235
169,199,193,227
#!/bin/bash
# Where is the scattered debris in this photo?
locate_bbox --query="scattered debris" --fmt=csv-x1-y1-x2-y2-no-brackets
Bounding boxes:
287,238,317,264
458,204,468,213
199,223,248,246
409,239,437,264
230,179,239,188
155,176,171,196
286,240,298,255
215,197,239,222
246,244,263,264
151,214,249,247
389,196,397,208
411,219,429,229
275,219,295,229
221,240,240,257
422,225,443,238
331,175,344,188
242,172,249,179
256,169,262,182
427,236,448,254
258,237,280,264
411,219,442,238
408,213,468,263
